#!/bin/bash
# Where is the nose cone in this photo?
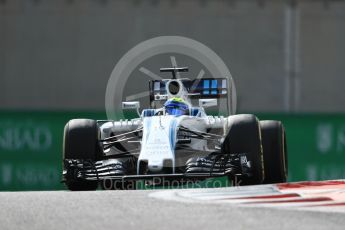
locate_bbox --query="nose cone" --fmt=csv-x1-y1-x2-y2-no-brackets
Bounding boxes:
148,160,164,172
138,116,180,174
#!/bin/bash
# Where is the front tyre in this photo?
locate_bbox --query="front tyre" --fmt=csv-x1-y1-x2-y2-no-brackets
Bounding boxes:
63,119,101,191
222,114,264,185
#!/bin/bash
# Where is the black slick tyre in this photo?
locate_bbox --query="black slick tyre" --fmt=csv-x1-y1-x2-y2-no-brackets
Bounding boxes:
63,119,101,191
222,114,264,185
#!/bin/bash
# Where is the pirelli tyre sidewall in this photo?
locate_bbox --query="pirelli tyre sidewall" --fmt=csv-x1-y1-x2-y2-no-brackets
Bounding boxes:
260,120,288,184
222,114,264,185
63,119,101,191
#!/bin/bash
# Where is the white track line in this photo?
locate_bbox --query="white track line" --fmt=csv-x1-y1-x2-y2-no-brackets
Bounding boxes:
150,180,345,212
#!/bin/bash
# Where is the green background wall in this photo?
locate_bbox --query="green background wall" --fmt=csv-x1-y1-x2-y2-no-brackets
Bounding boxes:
0,111,344,190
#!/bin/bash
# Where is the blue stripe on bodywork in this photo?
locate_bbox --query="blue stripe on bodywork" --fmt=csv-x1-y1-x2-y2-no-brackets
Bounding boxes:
169,119,178,153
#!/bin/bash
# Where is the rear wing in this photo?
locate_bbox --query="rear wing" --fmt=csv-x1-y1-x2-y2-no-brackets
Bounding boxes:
149,78,228,102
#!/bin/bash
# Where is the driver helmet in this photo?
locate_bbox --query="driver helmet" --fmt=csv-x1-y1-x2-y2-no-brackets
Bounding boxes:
164,97,189,116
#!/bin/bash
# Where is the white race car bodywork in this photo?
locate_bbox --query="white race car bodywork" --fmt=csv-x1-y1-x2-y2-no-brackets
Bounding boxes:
100,109,227,174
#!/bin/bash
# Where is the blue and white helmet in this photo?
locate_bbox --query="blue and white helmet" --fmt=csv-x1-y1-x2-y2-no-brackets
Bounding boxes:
164,97,189,116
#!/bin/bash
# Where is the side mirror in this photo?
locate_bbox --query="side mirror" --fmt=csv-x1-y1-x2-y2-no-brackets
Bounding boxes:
122,101,140,110
199,99,217,108
122,101,140,117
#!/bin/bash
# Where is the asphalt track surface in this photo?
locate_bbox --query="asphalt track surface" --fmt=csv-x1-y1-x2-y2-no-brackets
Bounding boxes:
0,187,344,230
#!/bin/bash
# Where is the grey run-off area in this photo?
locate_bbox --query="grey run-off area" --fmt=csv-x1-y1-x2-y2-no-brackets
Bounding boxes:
0,189,344,230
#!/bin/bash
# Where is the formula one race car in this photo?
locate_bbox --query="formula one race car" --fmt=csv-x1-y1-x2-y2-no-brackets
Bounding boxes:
62,66,288,190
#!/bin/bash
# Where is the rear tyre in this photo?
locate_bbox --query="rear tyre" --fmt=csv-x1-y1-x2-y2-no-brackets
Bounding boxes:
63,119,102,191
260,120,288,184
222,114,264,185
